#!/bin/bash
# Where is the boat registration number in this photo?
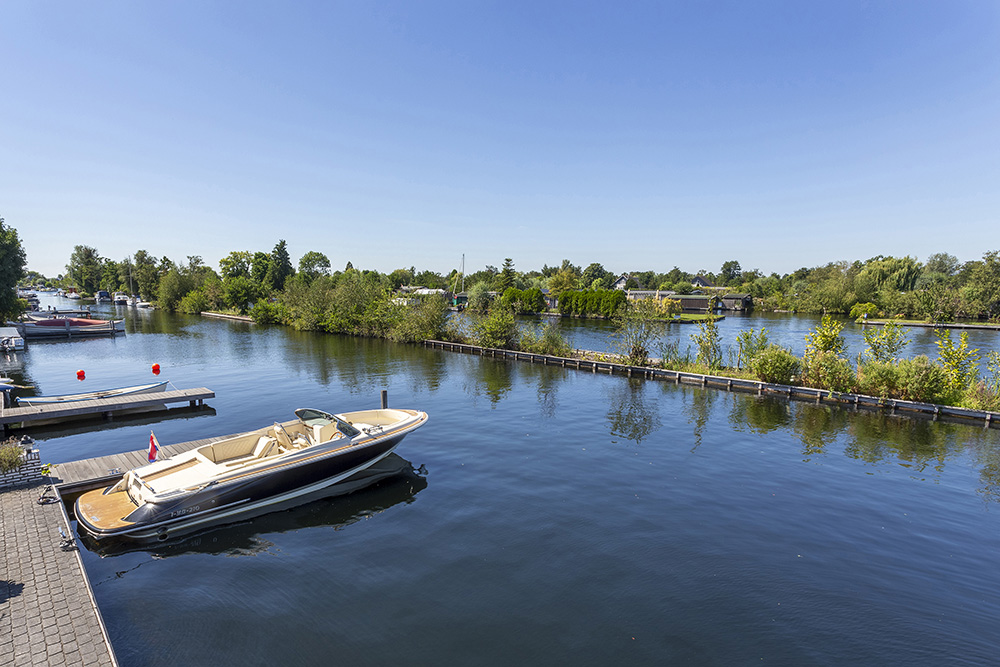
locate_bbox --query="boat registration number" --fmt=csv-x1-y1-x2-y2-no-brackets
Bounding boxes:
170,505,201,518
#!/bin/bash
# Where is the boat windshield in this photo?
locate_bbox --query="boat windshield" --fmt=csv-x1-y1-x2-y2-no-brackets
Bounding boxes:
294,408,361,437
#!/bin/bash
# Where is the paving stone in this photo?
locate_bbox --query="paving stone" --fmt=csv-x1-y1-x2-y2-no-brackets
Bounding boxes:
0,485,116,666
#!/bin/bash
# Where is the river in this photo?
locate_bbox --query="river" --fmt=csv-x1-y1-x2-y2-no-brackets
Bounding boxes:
6,299,1000,666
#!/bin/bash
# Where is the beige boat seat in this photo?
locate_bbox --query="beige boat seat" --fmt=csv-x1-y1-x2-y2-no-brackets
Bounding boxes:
273,423,294,450
254,435,280,459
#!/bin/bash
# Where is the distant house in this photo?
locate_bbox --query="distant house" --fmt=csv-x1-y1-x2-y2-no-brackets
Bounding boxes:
721,294,754,311
691,276,715,288
612,273,644,290
541,289,558,310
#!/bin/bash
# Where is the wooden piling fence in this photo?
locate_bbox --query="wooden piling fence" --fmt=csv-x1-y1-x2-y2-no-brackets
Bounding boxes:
423,340,1000,429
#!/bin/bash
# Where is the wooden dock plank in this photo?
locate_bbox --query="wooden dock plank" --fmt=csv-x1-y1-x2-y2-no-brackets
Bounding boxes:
54,429,253,487
0,387,215,427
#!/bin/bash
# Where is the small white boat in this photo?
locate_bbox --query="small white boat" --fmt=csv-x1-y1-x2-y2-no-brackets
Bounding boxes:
75,406,429,542
16,380,168,406
0,327,25,351
95,290,112,303
113,292,129,305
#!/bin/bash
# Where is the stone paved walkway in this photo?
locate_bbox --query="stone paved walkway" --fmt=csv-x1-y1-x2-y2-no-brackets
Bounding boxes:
1,482,116,667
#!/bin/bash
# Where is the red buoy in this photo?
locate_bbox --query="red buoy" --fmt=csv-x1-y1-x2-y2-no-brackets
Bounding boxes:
76,369,85,381
152,363,161,375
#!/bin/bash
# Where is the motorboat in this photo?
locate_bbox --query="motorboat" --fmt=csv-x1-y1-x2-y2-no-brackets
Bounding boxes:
113,292,129,305
77,453,428,556
16,380,168,406
75,406,429,541
15,315,125,338
95,290,112,303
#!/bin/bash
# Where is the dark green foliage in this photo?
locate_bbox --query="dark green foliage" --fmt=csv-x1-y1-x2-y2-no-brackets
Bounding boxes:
66,245,102,295
178,289,210,314
896,356,952,404
754,345,801,385
250,300,287,325
854,360,898,399
0,217,27,320
802,350,855,393
558,289,626,318
472,307,519,349
499,287,545,314
223,275,260,314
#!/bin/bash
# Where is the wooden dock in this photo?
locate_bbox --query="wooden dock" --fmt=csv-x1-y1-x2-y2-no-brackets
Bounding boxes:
0,388,215,431
52,432,239,494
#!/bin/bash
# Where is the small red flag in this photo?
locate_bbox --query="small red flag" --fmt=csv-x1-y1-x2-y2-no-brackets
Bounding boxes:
148,431,160,462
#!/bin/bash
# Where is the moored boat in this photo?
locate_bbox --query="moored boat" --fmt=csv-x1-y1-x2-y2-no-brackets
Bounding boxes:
16,380,169,406
15,315,125,338
75,406,428,541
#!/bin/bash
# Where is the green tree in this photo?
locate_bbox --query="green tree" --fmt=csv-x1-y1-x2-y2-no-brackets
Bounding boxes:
66,245,102,295
494,258,516,293
219,251,253,280
265,240,295,291
298,251,331,280
961,250,1000,319
548,268,580,298
224,275,260,314
720,260,742,286
132,250,160,299
0,216,27,319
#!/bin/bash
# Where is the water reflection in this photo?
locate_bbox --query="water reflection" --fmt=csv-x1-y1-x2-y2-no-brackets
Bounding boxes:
682,386,719,451
729,395,793,435
605,378,661,444
79,454,428,560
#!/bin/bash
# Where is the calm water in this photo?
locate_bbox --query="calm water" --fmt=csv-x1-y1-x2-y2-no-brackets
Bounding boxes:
8,299,1000,666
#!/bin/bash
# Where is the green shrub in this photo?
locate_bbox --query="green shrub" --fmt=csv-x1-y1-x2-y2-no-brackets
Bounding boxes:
386,295,449,343
473,307,519,349
250,299,288,325
178,289,209,315
804,314,846,359
691,318,723,370
520,322,573,357
850,302,878,322
962,381,1000,412
803,350,855,393
0,440,23,474
855,360,899,399
861,320,908,363
735,327,769,372
754,345,801,385
934,329,981,392
896,355,952,404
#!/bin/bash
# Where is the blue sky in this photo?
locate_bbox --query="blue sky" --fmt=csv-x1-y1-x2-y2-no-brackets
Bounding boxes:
2,1,998,279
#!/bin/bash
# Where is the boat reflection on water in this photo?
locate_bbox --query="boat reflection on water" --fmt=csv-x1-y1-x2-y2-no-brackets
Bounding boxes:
77,453,428,558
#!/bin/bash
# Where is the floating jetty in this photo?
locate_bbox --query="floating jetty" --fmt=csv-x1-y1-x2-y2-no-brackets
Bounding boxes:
0,387,215,432
424,340,1000,429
